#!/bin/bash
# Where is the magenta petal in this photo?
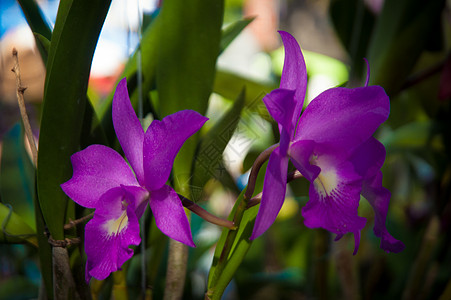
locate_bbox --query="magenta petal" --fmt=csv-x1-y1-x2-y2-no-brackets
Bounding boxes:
351,137,386,178
112,78,145,184
288,140,321,182
84,187,141,281
263,88,296,132
295,86,390,153
278,31,307,131
61,145,139,208
120,185,149,219
263,88,296,154
143,110,207,191
250,147,289,240
301,159,366,237
149,185,195,247
351,138,404,253
362,172,405,253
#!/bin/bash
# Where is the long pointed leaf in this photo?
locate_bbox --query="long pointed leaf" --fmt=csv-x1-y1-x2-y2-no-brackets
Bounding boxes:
220,18,254,54
37,0,112,240
157,0,224,116
214,70,277,106
17,0,52,63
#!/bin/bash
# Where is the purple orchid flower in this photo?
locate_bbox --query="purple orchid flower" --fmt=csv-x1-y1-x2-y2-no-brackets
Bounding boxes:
61,78,208,280
250,31,404,254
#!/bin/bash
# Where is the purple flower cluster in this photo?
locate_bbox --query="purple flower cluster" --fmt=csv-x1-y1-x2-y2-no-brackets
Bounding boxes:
61,31,404,282
250,31,404,254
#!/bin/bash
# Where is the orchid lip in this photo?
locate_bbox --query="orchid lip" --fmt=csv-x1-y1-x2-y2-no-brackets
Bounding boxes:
104,200,129,236
314,168,338,197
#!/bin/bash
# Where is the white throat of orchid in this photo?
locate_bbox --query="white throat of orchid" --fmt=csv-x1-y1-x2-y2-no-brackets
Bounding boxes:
104,200,129,235
310,155,338,197
314,168,338,197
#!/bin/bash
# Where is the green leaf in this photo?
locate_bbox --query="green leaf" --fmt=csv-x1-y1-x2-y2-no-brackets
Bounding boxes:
157,0,224,116
33,32,51,59
211,206,258,299
214,70,277,107
191,89,245,196
156,0,224,197
207,162,266,298
17,0,52,63
220,18,254,54
0,124,36,230
37,0,112,240
0,203,37,246
207,190,259,299
207,189,244,287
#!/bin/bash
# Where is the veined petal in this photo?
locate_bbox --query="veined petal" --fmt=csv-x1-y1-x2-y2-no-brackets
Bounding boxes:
351,138,404,253
149,185,195,247
279,31,307,132
61,145,139,209
143,110,207,191
250,147,289,240
263,88,296,154
84,187,141,281
113,78,145,185
295,86,390,153
302,157,366,238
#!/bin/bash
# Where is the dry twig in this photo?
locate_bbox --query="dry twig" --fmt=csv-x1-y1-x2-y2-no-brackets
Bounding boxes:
11,48,38,166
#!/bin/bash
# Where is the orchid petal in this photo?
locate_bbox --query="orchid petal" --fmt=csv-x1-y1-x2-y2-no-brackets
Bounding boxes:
350,138,404,253
143,110,207,191
61,145,139,209
295,86,390,154
84,187,141,281
250,147,289,240
288,139,321,182
112,78,145,185
362,172,405,253
149,185,195,247
351,137,386,178
279,31,307,131
302,158,366,238
120,185,149,220
263,88,296,154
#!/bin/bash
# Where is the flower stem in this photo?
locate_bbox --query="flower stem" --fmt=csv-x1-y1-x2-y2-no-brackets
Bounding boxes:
244,144,279,200
207,144,279,298
164,240,188,300
246,170,303,208
63,212,94,230
179,195,236,230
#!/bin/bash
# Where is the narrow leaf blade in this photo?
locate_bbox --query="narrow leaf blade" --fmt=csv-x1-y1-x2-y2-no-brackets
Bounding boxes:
37,0,112,240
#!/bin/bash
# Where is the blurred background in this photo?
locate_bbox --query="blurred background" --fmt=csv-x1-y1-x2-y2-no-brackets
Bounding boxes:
1,0,451,299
